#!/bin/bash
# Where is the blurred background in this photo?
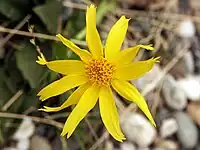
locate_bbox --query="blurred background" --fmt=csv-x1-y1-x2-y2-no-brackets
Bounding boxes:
0,0,200,150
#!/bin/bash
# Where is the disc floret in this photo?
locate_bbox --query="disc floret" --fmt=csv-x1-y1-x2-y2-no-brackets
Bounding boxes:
85,59,115,86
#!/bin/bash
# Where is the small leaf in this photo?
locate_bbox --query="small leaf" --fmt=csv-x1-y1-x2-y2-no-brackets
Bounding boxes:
33,0,62,33
0,0,24,20
52,41,79,60
52,42,68,60
18,92,39,112
0,69,13,107
15,42,46,88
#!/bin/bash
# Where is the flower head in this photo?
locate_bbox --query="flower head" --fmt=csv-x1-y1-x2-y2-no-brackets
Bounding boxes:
37,4,159,142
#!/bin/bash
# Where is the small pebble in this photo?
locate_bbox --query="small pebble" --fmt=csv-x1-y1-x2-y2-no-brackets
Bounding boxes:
174,112,198,149
121,113,157,147
160,118,178,138
187,102,200,126
177,76,200,101
16,139,29,150
177,19,195,38
162,74,187,110
155,139,179,150
120,142,136,150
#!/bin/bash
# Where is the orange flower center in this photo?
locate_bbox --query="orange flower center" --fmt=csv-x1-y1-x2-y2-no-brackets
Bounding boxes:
85,59,115,86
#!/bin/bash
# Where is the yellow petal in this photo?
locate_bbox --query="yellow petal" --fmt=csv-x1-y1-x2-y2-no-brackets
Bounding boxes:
86,4,103,58
37,75,88,101
99,86,125,142
61,84,100,138
114,57,160,80
36,52,47,65
114,44,154,65
111,79,156,127
56,34,92,63
45,60,85,75
38,83,90,112
105,16,129,61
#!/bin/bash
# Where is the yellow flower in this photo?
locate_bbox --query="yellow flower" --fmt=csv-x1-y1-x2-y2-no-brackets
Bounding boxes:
37,4,159,142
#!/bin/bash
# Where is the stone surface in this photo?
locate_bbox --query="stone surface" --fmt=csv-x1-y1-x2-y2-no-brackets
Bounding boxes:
30,135,52,150
120,142,136,150
187,102,200,126
177,19,195,38
177,76,200,101
162,74,187,110
121,113,157,147
155,139,179,150
183,51,195,75
174,112,198,149
156,108,172,127
105,141,114,150
16,139,29,150
137,148,150,150
160,118,178,138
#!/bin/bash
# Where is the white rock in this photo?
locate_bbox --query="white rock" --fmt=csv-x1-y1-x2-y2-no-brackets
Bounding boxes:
177,76,200,101
13,118,35,140
16,139,29,150
121,113,157,147
177,19,195,38
160,118,178,138
120,142,136,150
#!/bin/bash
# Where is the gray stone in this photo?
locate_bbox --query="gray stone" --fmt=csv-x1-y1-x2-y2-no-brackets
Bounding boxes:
162,74,187,110
174,112,198,149
30,135,52,150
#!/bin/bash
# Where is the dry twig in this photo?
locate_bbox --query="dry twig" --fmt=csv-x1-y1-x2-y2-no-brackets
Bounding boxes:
1,90,24,111
0,15,31,49
0,112,64,129
0,26,87,46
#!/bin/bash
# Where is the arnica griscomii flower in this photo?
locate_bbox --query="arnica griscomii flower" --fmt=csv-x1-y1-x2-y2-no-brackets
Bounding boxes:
37,4,160,142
